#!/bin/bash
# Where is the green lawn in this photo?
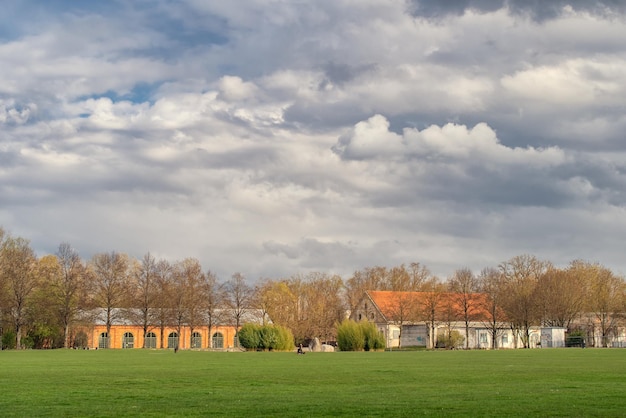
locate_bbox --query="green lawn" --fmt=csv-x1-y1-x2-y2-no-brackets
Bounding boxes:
0,348,624,417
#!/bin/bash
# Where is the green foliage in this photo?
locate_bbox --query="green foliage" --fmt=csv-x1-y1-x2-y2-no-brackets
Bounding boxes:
337,320,385,351
28,323,63,349
336,319,365,351
2,330,16,349
436,330,465,349
238,323,294,351
238,323,261,350
274,325,295,351
361,321,385,351
259,325,278,350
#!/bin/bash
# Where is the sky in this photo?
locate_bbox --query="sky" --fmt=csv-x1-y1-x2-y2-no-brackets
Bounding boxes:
1,0,626,281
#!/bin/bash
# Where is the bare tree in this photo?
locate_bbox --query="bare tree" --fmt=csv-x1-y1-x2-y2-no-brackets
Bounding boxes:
127,253,160,348
1,236,37,349
420,277,446,348
179,258,206,348
477,268,506,349
54,243,87,348
301,272,345,343
224,273,254,346
89,252,130,348
535,263,586,328
153,260,173,349
583,262,625,347
344,266,389,317
499,255,549,348
203,270,225,348
385,291,421,349
448,268,479,349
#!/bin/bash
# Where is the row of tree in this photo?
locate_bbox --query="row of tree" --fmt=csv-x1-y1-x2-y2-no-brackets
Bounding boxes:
1,227,625,349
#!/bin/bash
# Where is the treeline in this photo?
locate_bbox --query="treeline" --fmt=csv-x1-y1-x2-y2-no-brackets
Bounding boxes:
1,227,625,349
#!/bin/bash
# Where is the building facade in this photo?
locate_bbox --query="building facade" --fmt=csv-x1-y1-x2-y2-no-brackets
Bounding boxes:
352,290,566,349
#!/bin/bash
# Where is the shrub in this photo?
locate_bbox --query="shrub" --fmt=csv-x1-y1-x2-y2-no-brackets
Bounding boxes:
2,330,16,350
238,323,261,350
274,326,295,351
337,320,365,351
362,321,386,351
436,330,464,349
238,323,295,351
259,326,278,350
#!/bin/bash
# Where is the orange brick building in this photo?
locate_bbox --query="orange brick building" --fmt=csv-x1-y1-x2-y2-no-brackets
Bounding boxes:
79,324,239,350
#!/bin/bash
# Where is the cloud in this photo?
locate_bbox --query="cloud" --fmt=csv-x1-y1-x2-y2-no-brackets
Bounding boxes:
408,0,626,21
1,0,626,281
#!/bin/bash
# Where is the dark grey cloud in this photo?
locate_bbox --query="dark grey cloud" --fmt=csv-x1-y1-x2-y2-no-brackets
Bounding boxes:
408,0,626,21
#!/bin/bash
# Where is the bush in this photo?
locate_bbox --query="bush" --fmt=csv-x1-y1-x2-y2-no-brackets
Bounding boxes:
238,323,294,351
337,320,364,351
436,330,464,349
274,326,295,351
2,330,16,350
362,321,386,351
337,320,386,351
238,323,261,350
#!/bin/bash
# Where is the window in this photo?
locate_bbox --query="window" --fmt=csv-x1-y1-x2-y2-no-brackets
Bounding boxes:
122,332,134,349
168,332,179,349
212,332,224,349
191,332,202,349
392,330,400,339
234,332,239,348
480,333,488,344
98,332,109,349
502,334,508,345
145,332,157,349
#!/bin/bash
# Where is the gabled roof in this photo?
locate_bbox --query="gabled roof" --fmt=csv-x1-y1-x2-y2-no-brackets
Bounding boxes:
367,290,493,322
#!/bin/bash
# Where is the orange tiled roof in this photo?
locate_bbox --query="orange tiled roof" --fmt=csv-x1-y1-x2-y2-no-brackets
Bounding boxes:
367,290,493,322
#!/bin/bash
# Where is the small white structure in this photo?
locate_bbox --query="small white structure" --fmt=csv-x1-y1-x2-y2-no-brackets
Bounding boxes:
540,327,566,348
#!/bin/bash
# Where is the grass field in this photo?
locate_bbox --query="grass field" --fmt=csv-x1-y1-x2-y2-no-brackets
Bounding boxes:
1,348,625,417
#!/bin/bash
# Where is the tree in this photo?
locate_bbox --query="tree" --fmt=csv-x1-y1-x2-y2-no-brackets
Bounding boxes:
477,268,506,349
420,277,446,348
203,270,225,348
153,260,173,349
178,258,206,348
385,291,421,349
89,252,131,348
299,272,345,343
168,259,197,349
499,255,549,348
54,243,87,348
344,266,389,318
583,262,624,347
29,255,65,348
535,263,586,328
127,253,159,348
224,273,254,345
1,236,37,349
448,268,479,349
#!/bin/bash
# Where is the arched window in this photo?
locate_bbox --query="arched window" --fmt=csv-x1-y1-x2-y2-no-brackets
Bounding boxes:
168,332,179,349
191,332,202,349
145,332,157,349
122,332,134,349
212,332,224,349
98,332,109,349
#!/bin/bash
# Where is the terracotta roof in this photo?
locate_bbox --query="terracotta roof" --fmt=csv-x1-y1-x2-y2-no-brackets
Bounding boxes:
367,290,493,322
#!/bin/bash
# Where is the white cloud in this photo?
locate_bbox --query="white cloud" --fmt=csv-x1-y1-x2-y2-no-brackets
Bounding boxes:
1,0,626,280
